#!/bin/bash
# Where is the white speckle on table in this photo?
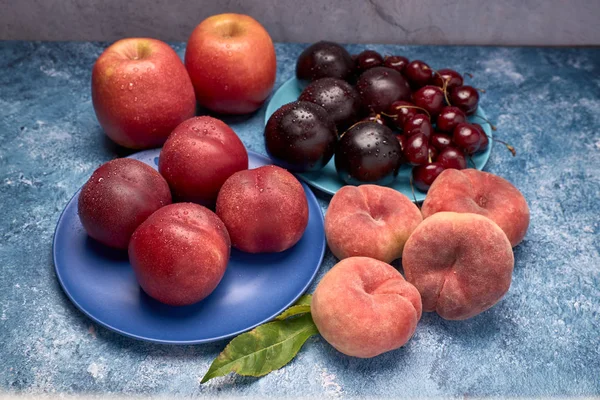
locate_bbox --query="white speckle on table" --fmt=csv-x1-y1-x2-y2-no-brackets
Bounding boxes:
40,65,71,79
482,58,525,84
87,361,106,381
582,226,594,233
316,365,343,398
551,76,561,82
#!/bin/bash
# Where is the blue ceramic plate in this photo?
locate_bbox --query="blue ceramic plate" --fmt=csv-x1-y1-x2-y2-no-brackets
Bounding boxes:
265,77,493,201
53,149,326,344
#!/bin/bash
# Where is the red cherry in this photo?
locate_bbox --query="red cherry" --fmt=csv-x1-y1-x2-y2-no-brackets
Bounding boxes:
453,123,483,154
437,146,467,170
355,50,383,73
436,106,467,133
403,114,432,138
387,101,420,128
472,123,490,152
383,55,409,73
450,85,479,115
404,60,432,88
412,163,445,192
403,133,429,165
413,85,445,118
430,132,452,151
432,69,464,90
428,146,438,163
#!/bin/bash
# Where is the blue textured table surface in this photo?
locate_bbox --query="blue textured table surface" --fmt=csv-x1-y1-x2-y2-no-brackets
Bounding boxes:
0,41,599,397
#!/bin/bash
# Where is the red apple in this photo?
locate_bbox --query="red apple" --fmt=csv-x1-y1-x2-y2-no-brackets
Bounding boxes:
129,203,231,306
158,116,248,207
92,38,196,149
185,14,276,114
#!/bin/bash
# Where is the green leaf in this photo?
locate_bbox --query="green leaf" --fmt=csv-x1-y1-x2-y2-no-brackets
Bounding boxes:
200,313,319,383
274,295,313,320
293,294,312,307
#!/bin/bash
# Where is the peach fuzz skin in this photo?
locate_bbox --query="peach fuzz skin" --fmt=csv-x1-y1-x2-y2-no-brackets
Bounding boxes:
402,212,514,320
185,14,276,114
422,169,530,247
78,158,171,249
92,38,196,149
216,165,308,253
324,185,422,263
311,257,422,358
128,203,231,306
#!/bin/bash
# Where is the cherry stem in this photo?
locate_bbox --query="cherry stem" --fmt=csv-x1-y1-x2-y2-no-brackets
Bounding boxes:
471,115,497,131
464,72,474,79
475,87,486,93
409,173,420,208
489,136,517,156
432,69,452,106
468,155,476,168
382,106,430,119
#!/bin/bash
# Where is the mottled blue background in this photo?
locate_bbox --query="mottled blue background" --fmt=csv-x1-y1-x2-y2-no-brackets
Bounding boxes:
0,42,599,397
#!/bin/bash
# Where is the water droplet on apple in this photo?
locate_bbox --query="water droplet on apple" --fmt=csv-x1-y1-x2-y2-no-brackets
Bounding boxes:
192,127,199,132
224,85,229,91
134,97,138,102
133,67,139,72
226,44,231,49
120,85,125,90
146,67,151,72
128,82,134,90
98,177,104,182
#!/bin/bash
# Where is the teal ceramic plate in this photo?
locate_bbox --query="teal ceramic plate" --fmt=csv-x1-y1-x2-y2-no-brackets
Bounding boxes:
264,77,493,201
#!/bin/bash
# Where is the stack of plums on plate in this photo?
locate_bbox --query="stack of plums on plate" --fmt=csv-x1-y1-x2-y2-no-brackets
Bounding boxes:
78,116,309,306
311,170,529,358
265,41,495,191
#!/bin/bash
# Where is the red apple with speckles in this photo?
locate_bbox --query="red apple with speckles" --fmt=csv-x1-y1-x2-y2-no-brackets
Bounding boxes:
185,13,276,114
129,203,230,306
216,165,308,253
159,116,248,207
92,38,196,149
78,158,172,249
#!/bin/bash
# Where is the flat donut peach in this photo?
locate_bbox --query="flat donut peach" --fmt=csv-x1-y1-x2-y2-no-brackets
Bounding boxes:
421,168,530,247
324,185,422,262
311,257,422,358
402,212,514,320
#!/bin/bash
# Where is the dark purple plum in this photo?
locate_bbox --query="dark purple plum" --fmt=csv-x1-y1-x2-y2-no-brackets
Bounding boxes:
299,78,361,131
296,41,354,83
265,101,337,172
356,67,411,114
335,121,402,185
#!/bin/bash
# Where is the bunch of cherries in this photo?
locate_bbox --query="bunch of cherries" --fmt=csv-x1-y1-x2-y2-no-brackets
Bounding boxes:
265,41,511,192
